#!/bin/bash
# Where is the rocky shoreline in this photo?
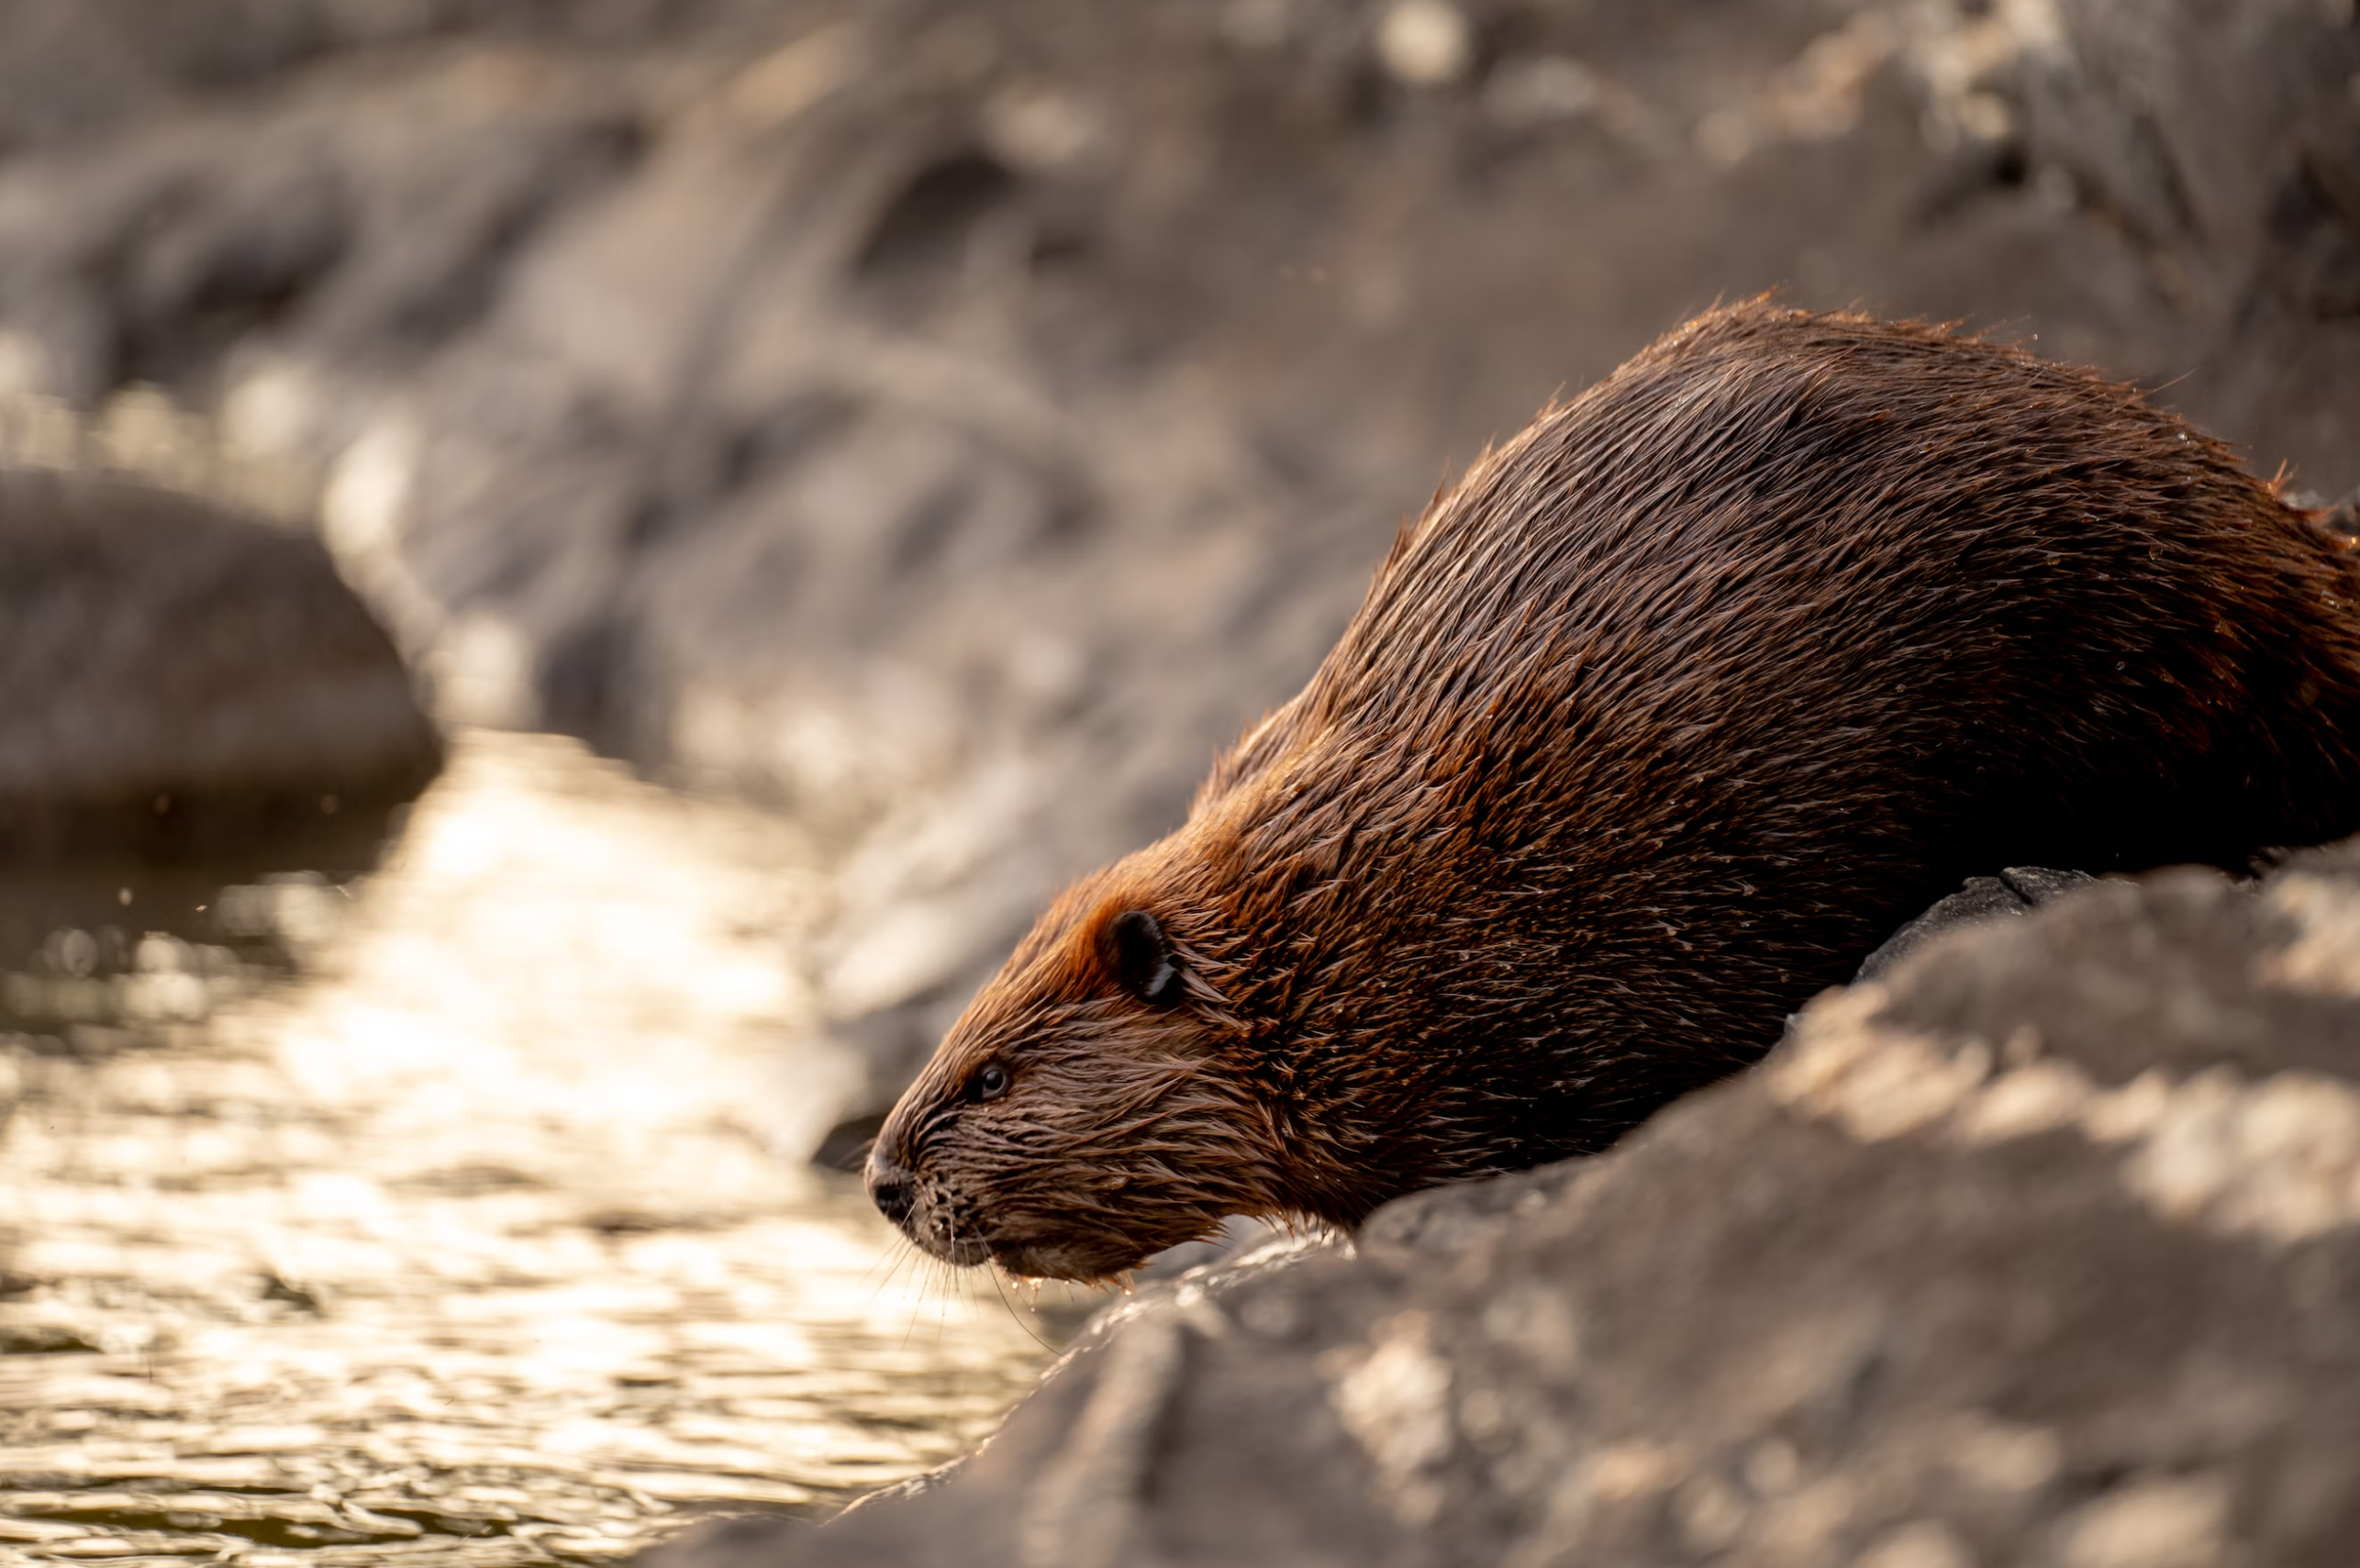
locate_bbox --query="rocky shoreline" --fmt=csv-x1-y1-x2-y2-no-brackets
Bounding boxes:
647,847,2360,1566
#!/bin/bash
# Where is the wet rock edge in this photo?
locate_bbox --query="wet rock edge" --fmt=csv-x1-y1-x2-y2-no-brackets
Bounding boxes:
638,841,2360,1567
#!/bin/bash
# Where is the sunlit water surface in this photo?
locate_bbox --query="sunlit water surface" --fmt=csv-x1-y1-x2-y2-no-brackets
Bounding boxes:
0,733,1078,1566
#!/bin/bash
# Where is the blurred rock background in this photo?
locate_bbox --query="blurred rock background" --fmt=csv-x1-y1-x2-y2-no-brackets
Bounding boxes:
2,0,2355,1124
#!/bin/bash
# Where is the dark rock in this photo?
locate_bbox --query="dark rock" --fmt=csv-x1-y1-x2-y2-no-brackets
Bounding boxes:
641,841,2360,1568
1854,867,2097,984
808,1110,885,1175
0,468,441,862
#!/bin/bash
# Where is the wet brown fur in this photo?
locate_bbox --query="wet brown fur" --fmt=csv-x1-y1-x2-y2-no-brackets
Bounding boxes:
871,301,2360,1280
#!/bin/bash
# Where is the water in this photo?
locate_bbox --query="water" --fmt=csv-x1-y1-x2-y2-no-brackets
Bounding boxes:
0,733,1083,1565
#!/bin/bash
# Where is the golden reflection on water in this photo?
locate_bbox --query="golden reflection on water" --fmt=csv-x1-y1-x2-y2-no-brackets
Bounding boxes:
0,733,1074,1565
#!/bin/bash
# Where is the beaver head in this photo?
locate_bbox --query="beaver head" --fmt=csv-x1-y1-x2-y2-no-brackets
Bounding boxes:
863,700,1664,1281
863,840,1293,1282
864,301,2360,1281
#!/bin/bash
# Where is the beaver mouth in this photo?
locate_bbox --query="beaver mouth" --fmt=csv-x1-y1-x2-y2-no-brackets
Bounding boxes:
887,1180,996,1265
917,1231,994,1268
875,1159,1215,1281
868,1153,1000,1266
899,1204,1149,1280
898,1200,995,1268
982,1237,1142,1283
905,1204,1163,1281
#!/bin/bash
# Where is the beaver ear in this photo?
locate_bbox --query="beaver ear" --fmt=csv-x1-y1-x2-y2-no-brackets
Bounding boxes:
1104,909,1185,1005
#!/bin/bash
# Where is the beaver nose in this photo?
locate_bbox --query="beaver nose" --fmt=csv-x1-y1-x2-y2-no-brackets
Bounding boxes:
866,1155,917,1226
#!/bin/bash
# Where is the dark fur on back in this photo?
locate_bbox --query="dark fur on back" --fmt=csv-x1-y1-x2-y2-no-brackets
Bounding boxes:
869,301,2360,1280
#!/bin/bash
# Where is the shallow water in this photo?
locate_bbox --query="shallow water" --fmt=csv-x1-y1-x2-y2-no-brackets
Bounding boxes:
0,733,1080,1565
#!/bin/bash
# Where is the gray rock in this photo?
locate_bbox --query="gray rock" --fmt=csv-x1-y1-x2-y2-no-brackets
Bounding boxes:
1854,868,2097,984
0,468,441,860
641,841,2360,1567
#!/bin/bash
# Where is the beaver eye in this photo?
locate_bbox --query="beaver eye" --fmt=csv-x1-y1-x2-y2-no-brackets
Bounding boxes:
972,1063,1011,1102
1104,909,1185,1006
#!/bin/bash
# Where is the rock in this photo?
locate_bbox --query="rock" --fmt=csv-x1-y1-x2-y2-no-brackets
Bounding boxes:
0,468,441,861
639,843,2360,1566
1854,867,2096,984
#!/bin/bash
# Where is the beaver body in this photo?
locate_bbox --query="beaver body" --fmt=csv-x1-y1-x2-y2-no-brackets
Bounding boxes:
868,302,2360,1281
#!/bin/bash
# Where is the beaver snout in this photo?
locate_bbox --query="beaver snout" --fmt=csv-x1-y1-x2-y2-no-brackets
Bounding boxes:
864,1152,917,1225
864,1145,996,1266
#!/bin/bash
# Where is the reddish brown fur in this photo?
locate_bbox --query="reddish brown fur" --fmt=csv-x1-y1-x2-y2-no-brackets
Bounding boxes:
868,301,2360,1281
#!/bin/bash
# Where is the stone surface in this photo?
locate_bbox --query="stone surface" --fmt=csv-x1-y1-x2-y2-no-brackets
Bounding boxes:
640,843,2360,1567
0,468,441,861
1,0,2353,1107
1854,867,2096,984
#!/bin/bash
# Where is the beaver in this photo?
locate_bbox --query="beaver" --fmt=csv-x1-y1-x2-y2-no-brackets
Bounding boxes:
866,300,2360,1281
